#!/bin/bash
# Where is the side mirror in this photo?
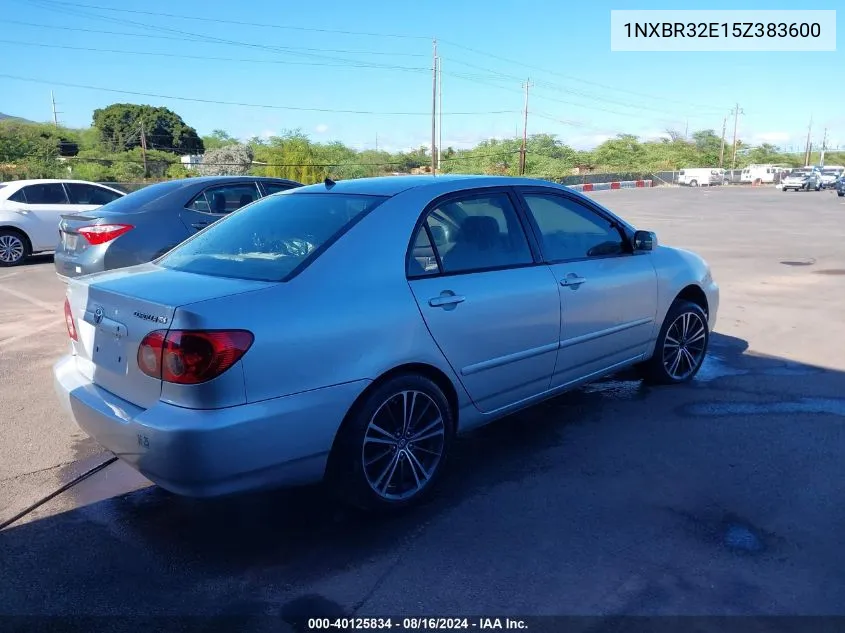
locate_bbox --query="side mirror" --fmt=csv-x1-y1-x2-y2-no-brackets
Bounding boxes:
633,230,657,252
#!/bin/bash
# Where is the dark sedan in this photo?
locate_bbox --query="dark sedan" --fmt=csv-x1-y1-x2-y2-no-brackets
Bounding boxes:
54,176,301,279
837,176,845,197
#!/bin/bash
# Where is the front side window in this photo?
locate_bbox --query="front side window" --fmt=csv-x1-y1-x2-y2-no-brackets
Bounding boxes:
187,183,261,214
66,183,122,205
160,193,387,281
21,183,68,204
522,193,627,261
407,192,533,276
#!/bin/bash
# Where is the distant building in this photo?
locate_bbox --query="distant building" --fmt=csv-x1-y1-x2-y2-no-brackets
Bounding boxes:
181,154,203,170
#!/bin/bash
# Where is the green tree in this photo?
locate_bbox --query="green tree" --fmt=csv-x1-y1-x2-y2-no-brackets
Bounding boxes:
92,103,204,155
202,129,237,151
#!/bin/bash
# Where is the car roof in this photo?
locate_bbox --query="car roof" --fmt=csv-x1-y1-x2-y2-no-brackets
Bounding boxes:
289,174,564,197
0,179,121,187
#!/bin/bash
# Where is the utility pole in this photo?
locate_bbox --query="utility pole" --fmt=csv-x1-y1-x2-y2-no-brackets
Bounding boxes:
430,38,437,175
140,120,149,179
50,91,60,128
375,132,378,153
437,56,442,168
684,119,689,140
819,127,827,167
718,115,727,168
519,78,532,176
803,116,813,166
730,103,743,169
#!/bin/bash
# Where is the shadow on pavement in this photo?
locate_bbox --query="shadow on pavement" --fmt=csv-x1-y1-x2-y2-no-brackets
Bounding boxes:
2,332,845,618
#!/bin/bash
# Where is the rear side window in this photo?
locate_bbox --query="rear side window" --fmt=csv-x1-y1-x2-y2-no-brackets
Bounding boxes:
262,182,296,195
187,183,261,214
8,189,27,203
66,183,122,205
160,193,387,281
21,183,68,204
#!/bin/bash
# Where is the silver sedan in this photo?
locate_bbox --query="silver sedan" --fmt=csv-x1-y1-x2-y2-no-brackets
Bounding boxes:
54,175,719,510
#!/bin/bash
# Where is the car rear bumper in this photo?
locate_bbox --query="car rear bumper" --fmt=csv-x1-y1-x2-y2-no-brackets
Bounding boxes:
54,248,106,279
53,355,370,497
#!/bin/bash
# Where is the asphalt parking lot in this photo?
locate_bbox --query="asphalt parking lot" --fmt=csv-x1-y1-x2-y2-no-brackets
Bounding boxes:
1,185,844,623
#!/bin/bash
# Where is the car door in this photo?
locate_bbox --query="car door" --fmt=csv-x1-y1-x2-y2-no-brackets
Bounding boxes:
516,189,658,389
13,183,71,251
406,189,561,414
179,181,262,235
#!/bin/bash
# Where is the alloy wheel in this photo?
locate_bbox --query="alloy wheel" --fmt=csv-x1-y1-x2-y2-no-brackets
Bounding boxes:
362,390,446,501
662,311,707,380
0,234,25,264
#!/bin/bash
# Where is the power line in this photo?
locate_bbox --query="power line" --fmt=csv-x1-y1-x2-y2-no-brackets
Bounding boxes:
0,39,429,72
33,0,430,39
0,74,520,116
438,38,728,113
0,19,428,56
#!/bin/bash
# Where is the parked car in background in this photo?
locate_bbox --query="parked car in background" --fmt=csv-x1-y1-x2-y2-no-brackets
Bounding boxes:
55,175,719,510
836,175,845,197
819,167,844,189
0,179,125,266
781,168,822,192
54,176,301,279
677,168,722,187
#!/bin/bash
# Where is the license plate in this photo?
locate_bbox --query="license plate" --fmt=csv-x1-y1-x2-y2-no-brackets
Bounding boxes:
63,233,78,250
91,321,128,374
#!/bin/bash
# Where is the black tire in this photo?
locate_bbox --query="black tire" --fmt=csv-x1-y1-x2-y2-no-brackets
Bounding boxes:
689,180,698,187
641,300,710,385
0,229,31,267
838,192,844,197
328,374,454,511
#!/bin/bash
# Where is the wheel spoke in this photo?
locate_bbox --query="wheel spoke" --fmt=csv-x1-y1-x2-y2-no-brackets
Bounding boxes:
668,350,682,376
367,423,394,439
401,391,413,436
665,335,681,347
687,328,706,344
365,446,394,466
374,452,400,493
406,448,431,484
404,451,422,488
681,347,698,370
364,435,396,446
411,417,443,442
409,444,440,457
408,398,432,434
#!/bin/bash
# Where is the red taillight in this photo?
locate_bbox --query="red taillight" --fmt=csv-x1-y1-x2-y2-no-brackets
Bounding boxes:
137,330,253,385
64,298,77,341
77,224,134,245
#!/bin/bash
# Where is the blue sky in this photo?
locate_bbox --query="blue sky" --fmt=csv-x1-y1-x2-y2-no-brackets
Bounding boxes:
1,0,842,152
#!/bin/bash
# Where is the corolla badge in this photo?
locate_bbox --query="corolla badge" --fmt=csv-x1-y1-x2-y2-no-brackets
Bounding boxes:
133,311,168,324
93,307,104,324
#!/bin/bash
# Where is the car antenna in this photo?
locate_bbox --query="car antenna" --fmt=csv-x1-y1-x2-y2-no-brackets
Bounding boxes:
324,177,336,189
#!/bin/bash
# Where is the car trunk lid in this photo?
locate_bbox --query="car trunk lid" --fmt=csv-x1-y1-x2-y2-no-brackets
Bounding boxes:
66,265,273,409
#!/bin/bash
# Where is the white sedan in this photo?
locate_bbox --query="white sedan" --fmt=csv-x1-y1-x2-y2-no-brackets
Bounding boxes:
0,179,125,266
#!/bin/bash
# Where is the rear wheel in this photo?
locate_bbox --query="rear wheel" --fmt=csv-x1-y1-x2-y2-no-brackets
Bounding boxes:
641,300,709,385
329,374,454,511
0,230,30,267
689,179,698,187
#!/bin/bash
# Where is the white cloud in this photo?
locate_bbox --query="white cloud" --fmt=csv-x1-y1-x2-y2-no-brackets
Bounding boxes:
315,123,329,134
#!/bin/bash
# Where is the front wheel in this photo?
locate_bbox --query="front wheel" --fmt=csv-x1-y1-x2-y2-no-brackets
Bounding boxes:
838,192,844,197
689,180,698,187
0,230,30,267
641,300,710,385
329,374,454,511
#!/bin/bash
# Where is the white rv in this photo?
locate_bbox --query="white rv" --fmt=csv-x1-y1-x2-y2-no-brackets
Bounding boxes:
677,168,723,187
740,164,780,184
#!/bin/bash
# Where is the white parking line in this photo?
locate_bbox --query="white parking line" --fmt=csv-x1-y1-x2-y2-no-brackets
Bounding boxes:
0,272,21,281
0,284,59,313
0,316,64,349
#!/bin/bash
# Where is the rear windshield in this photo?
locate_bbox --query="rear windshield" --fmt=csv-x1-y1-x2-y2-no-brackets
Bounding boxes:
93,180,186,214
159,192,387,281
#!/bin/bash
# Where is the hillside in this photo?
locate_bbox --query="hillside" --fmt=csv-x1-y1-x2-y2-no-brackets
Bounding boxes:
0,112,35,123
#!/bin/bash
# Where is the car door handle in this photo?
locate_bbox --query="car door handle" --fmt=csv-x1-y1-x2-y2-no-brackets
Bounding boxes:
429,295,466,308
560,275,587,287
191,222,210,230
